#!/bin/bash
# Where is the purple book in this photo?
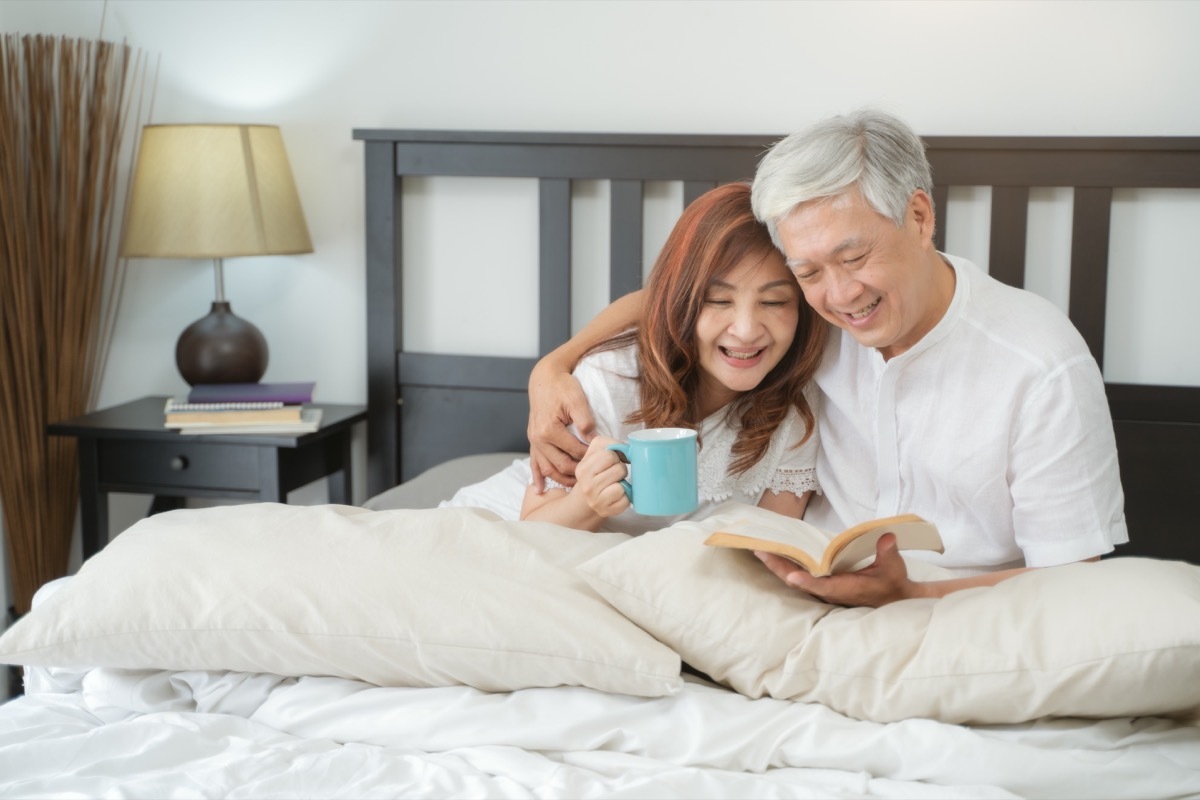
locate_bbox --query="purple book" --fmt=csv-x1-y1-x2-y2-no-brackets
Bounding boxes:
187,381,316,405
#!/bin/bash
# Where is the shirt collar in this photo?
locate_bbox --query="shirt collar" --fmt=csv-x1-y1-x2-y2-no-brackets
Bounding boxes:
873,252,971,367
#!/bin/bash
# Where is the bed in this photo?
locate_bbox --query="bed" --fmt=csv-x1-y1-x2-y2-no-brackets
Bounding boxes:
1,130,1198,799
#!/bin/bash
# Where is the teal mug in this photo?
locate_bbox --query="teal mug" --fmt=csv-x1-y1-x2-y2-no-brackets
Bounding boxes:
606,428,699,516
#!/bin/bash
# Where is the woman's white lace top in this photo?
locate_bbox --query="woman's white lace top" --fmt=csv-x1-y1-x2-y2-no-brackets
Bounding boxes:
571,344,819,533
444,343,820,536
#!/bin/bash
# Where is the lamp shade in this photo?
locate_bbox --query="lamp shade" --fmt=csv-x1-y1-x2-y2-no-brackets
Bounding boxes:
120,124,312,258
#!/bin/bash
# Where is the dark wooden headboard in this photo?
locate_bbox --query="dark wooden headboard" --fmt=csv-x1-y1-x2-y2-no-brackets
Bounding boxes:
354,129,1200,565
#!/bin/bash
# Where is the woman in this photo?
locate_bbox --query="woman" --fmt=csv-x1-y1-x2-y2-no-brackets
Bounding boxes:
444,182,827,534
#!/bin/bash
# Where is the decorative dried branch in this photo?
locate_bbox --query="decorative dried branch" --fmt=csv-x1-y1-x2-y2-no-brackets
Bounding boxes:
0,34,150,615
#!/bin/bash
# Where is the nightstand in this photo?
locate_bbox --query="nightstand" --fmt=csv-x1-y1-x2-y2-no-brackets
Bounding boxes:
47,395,367,559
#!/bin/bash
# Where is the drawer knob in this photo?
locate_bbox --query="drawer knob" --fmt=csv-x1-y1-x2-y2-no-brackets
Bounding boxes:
170,455,189,471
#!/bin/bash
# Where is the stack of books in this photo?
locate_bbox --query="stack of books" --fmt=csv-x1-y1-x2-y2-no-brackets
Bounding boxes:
164,381,321,435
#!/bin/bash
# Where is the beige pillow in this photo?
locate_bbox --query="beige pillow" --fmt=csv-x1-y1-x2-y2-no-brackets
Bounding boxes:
0,503,681,698
577,502,1200,723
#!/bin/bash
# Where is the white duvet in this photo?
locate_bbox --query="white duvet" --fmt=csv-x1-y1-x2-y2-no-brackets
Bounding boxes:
2,665,1198,799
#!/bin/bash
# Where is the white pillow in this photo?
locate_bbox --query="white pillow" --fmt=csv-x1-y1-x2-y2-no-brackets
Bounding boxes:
363,452,526,510
0,503,682,698
577,502,1200,724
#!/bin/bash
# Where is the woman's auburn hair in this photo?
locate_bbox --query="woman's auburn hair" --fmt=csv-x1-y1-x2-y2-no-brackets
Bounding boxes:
593,182,826,476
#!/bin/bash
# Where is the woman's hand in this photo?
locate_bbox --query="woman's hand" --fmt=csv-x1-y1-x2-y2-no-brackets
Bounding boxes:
573,437,631,519
526,290,646,490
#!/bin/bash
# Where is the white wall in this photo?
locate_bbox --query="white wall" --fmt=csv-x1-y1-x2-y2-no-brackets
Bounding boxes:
2,0,1199,620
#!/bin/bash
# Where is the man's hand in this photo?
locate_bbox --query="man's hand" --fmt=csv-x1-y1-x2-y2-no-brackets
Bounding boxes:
755,533,920,607
526,290,646,490
527,359,595,489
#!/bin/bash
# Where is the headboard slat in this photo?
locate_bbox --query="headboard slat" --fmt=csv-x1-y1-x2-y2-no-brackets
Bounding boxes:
398,352,535,391
399,386,530,480
1107,383,1200,424
364,139,404,497
391,141,761,182
684,179,717,207
538,178,572,353
610,180,645,301
925,143,1200,188
1068,186,1114,367
1110,421,1200,563
988,186,1030,289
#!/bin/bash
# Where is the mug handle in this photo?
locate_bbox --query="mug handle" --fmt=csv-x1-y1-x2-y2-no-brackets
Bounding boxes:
605,443,634,502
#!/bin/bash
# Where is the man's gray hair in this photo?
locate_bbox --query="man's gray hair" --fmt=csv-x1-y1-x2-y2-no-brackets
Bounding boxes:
750,108,933,249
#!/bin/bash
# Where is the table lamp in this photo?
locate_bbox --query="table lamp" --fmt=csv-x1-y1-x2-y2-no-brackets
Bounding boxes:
119,124,313,385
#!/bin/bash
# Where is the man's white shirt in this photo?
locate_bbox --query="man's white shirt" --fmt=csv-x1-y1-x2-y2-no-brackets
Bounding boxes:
805,254,1128,574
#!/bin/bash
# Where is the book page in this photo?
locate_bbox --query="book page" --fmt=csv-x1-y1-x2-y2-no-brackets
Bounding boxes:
826,517,943,575
703,514,833,572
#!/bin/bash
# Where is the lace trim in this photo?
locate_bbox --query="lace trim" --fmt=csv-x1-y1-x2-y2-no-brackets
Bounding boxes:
696,407,818,502
763,467,818,497
698,453,731,499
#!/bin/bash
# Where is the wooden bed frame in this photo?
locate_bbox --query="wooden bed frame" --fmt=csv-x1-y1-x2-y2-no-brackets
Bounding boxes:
354,129,1200,565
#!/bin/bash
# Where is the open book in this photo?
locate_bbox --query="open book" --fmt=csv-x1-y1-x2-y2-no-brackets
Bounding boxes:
704,512,942,577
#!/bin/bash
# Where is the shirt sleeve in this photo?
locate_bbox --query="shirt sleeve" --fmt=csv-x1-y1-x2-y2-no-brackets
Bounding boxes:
766,390,822,497
1009,355,1129,566
569,349,638,443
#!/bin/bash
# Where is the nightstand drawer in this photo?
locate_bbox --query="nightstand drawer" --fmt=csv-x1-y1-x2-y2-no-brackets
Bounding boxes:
97,440,261,491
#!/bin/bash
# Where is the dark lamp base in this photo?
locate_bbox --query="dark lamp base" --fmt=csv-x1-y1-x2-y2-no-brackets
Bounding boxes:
176,301,269,386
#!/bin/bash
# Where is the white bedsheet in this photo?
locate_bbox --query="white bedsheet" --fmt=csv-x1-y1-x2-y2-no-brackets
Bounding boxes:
1,666,1197,799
